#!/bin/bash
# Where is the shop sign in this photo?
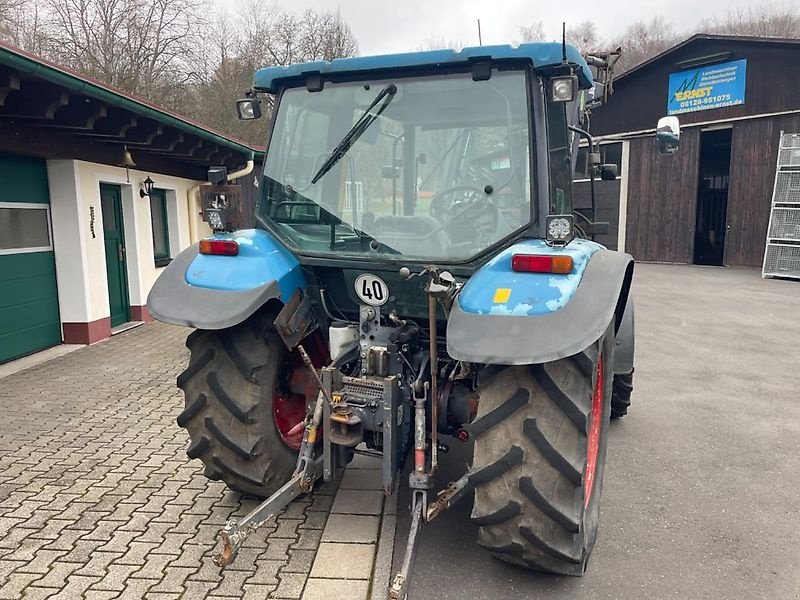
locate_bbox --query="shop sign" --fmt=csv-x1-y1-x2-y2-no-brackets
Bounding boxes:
667,59,746,115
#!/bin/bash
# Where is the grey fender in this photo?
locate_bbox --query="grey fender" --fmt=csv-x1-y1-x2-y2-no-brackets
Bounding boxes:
146,245,283,330
614,293,635,375
446,249,634,365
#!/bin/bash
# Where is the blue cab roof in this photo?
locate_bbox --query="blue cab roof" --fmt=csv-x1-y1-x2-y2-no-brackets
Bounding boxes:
253,43,593,93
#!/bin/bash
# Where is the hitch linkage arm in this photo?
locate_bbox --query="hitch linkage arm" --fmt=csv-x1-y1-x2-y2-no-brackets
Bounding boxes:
214,456,323,567
214,343,327,567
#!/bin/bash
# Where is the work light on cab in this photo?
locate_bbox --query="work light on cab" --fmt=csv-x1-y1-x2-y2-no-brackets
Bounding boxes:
199,239,239,256
546,214,575,244
550,75,577,102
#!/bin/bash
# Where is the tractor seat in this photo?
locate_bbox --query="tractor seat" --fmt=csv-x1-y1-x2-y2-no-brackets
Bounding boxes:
368,215,450,257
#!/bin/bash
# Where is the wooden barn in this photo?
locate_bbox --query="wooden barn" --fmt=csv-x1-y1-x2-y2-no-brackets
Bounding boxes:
580,34,800,267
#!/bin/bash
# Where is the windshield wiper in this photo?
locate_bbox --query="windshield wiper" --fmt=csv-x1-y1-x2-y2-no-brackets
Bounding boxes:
311,83,397,184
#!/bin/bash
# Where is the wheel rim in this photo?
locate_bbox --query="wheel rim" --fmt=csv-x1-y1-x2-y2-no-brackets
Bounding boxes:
273,388,306,451
584,354,604,507
272,338,327,451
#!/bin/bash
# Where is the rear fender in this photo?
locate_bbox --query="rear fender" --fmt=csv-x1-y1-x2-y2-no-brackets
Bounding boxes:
447,239,633,365
147,229,305,330
614,293,635,375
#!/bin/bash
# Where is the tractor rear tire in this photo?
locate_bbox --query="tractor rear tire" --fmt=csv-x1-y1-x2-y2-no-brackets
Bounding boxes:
610,370,633,419
176,310,298,498
470,325,614,576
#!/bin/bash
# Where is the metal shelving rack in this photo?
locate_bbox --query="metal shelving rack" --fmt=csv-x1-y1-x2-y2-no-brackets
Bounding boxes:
763,132,800,280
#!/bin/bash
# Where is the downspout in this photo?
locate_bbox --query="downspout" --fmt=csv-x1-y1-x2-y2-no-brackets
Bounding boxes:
187,160,255,244
228,159,255,182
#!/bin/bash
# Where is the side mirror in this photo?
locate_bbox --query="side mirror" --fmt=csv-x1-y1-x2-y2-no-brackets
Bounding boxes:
236,97,262,120
382,165,400,179
656,116,680,155
599,164,618,181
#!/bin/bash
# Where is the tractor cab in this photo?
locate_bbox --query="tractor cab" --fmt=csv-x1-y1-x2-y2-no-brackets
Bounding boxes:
237,44,596,268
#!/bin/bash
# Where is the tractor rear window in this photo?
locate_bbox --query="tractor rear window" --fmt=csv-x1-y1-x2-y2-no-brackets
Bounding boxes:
258,70,533,262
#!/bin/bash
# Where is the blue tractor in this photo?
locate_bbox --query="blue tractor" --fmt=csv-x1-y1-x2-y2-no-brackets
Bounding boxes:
148,41,679,595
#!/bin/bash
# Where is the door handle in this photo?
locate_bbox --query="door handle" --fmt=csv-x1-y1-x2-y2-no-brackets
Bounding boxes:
118,244,125,262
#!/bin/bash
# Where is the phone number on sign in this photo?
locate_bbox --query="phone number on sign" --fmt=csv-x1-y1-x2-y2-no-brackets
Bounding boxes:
679,94,732,109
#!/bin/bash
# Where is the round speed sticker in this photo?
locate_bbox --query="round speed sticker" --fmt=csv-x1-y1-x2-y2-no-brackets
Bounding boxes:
354,273,390,306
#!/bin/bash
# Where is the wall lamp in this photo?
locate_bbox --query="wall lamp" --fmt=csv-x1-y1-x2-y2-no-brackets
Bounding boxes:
139,176,155,198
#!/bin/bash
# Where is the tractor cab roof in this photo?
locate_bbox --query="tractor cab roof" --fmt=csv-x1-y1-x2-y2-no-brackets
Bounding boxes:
253,43,593,93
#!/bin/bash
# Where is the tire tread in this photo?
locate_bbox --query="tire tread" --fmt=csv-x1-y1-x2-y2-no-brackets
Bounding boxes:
176,394,207,428
522,418,583,486
468,446,524,486
611,370,633,418
519,526,581,564
206,371,254,424
470,329,614,577
470,388,529,437
177,349,214,390
471,501,521,526
519,476,580,533
532,362,588,431
176,318,297,498
205,416,259,460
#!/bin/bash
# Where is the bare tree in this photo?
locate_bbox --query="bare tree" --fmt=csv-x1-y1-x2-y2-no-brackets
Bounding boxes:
519,21,546,43
191,0,359,145
3,0,48,54
0,0,23,32
567,20,602,53
231,0,357,68
612,16,680,72
700,3,800,38
0,0,360,144
42,0,206,108
416,35,465,51
301,8,358,61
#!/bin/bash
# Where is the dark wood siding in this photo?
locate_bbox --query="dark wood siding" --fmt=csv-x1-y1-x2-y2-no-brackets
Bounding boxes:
592,39,800,136
231,160,263,228
725,113,800,267
624,129,700,263
573,180,621,250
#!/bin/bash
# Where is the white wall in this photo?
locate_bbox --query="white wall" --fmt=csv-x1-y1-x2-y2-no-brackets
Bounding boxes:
47,159,205,324
47,160,93,323
617,141,631,253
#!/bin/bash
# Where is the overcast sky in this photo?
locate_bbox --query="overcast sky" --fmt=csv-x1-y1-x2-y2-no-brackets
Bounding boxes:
244,0,776,55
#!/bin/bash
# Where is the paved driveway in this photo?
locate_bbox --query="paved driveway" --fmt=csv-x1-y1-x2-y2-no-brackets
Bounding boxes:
0,323,336,599
392,264,800,600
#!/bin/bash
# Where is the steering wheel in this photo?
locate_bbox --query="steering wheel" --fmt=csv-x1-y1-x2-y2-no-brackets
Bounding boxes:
428,185,487,222
421,195,499,242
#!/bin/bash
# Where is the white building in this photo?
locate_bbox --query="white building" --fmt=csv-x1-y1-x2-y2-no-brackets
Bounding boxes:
0,42,259,363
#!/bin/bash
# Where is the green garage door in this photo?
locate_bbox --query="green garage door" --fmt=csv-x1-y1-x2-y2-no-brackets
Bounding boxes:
0,155,61,364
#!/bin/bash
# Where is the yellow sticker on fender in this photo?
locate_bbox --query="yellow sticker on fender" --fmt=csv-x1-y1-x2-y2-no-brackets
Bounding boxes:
493,288,512,303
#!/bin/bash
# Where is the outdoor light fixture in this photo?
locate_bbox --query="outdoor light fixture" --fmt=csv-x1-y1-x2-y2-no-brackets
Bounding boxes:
139,176,155,198
550,75,577,102
546,214,575,245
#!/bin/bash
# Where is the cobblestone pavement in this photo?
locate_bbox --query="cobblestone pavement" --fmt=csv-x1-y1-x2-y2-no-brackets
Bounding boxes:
0,322,340,599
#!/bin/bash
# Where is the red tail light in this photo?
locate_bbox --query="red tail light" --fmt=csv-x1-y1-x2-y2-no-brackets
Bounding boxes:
199,239,239,256
511,254,573,274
